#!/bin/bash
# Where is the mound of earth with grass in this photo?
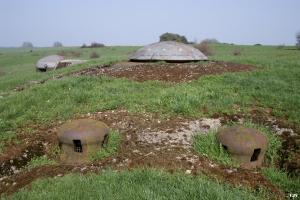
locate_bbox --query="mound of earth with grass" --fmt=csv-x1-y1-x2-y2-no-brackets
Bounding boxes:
72,61,255,83
2,109,297,198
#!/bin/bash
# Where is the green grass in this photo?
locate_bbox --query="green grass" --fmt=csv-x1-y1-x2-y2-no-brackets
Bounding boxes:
89,130,121,161
193,131,236,166
0,46,138,93
2,169,267,200
25,156,57,169
1,45,300,151
262,167,300,195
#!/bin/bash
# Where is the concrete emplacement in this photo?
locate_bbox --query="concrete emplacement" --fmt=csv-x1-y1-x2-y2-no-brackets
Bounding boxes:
57,119,109,164
36,55,87,72
217,126,268,169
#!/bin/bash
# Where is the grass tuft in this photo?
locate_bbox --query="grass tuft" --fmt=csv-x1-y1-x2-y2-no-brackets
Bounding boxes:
262,167,300,194
89,130,121,161
25,156,57,169
193,131,238,167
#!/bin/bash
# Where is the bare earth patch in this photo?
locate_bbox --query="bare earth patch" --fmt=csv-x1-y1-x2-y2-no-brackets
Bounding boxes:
72,61,255,83
1,109,297,198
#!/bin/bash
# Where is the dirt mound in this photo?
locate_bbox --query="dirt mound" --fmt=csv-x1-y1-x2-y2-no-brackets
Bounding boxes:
0,110,288,198
72,61,255,83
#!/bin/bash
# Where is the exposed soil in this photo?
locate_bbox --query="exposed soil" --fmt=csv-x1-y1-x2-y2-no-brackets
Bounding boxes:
72,61,255,83
1,109,294,199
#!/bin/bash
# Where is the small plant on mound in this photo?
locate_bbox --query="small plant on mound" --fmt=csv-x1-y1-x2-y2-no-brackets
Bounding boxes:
90,52,100,59
89,130,121,161
233,48,242,56
194,41,214,56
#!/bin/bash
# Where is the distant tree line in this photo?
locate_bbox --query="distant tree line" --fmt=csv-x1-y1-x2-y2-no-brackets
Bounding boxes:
21,41,33,48
81,42,105,48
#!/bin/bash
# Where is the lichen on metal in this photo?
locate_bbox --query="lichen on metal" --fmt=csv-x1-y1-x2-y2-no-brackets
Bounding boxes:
129,41,208,62
57,119,109,164
217,126,268,169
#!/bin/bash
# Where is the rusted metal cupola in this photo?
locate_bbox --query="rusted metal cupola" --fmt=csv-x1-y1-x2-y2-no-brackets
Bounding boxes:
57,119,109,164
217,126,268,169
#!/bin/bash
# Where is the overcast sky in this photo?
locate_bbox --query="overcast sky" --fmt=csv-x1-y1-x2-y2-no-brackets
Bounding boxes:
0,0,299,47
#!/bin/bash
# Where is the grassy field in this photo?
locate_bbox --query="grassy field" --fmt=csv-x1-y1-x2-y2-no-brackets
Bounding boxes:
0,44,299,199
3,169,267,200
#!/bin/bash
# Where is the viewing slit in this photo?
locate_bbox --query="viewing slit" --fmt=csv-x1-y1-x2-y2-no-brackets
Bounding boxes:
250,148,261,161
73,140,83,153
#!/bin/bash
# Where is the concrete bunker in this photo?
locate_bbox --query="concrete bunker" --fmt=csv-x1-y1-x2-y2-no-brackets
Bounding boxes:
36,55,86,72
129,41,208,62
217,126,268,169
57,119,109,164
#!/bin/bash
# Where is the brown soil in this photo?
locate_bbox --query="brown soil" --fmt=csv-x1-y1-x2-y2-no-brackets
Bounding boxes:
72,61,255,83
0,109,289,199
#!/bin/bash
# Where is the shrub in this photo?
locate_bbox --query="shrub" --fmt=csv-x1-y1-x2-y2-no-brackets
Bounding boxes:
21,41,33,48
201,38,219,44
232,48,242,56
53,41,63,47
254,44,262,46
194,41,213,56
90,52,100,59
81,43,87,48
159,32,188,44
58,51,67,56
71,51,81,57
